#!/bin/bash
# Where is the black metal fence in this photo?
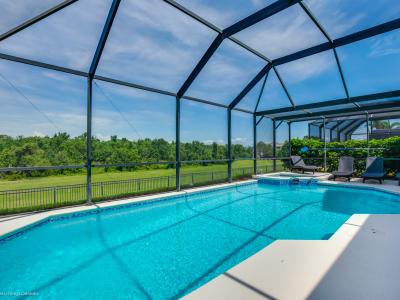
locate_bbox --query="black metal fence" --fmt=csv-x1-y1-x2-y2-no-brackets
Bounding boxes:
0,165,287,215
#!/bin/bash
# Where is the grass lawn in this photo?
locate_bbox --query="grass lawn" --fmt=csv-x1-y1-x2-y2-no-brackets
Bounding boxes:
0,160,282,191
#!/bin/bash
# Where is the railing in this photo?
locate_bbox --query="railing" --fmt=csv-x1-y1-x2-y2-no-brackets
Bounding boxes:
0,185,88,214
0,165,288,215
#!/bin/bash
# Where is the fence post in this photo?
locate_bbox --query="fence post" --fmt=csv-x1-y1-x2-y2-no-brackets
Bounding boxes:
101,182,104,197
53,187,57,207
138,178,141,191
253,114,257,175
288,121,292,156
86,0,121,203
86,78,93,205
323,117,327,171
273,120,276,172
366,113,370,157
191,173,194,186
176,97,181,191
228,109,232,182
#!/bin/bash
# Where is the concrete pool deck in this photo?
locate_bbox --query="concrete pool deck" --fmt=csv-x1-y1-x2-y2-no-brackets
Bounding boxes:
1,177,400,299
185,178,400,300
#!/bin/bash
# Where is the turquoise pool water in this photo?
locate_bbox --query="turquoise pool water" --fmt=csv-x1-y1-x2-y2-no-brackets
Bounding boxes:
1,182,400,299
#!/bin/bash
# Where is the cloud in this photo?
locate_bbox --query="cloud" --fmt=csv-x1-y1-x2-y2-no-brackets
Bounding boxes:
0,0,112,71
233,137,248,145
368,33,400,57
233,4,327,59
96,0,218,92
250,0,268,7
173,0,265,29
0,0,59,34
122,0,211,47
276,50,336,84
94,133,110,141
185,39,265,104
203,139,225,145
91,99,175,141
304,0,367,38
33,130,46,137
0,60,85,102
0,61,87,137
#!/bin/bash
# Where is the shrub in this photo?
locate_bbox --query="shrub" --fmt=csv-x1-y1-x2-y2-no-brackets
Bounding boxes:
290,137,400,175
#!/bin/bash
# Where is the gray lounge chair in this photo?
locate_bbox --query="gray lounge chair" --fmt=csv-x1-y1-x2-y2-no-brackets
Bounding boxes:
396,172,400,186
362,157,385,184
290,155,319,174
332,156,354,181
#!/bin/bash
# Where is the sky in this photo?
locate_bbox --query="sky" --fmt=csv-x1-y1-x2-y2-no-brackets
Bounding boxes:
0,0,399,146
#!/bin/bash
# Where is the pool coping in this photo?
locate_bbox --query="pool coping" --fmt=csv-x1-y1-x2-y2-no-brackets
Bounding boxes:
317,179,400,196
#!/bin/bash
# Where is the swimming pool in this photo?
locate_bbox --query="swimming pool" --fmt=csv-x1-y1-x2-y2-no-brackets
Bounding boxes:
1,181,400,299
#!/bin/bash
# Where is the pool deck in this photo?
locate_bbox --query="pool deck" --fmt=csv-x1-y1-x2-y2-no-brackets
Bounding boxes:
1,177,400,299
185,178,400,300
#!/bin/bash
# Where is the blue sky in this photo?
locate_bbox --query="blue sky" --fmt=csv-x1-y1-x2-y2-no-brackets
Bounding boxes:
0,0,399,146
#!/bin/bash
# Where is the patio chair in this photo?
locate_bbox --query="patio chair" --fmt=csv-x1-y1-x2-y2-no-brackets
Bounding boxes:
332,156,354,181
362,157,385,184
290,155,319,174
396,172,400,186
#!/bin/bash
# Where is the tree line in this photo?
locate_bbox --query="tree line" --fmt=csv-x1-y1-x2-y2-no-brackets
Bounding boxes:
0,133,260,178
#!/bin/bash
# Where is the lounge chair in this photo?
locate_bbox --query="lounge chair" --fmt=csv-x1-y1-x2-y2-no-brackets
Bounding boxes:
332,156,354,181
290,155,319,174
362,157,385,184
